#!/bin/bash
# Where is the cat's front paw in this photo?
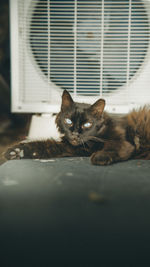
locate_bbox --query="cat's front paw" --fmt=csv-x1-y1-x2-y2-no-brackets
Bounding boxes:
91,151,114,166
4,145,25,160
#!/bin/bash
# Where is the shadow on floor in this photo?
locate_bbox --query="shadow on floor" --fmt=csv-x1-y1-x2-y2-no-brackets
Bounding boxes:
0,157,150,266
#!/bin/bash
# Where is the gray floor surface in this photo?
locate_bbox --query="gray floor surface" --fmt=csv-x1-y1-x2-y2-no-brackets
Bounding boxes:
0,157,150,267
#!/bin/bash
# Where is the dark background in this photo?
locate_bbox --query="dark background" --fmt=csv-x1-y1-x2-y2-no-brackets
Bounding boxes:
0,0,31,157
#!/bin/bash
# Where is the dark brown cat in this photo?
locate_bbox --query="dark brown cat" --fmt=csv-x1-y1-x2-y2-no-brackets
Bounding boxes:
4,90,150,165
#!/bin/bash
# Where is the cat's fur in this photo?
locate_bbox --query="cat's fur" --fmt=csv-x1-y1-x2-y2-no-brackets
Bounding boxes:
4,90,150,165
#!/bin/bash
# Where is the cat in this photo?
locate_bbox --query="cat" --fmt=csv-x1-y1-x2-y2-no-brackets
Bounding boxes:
4,90,150,165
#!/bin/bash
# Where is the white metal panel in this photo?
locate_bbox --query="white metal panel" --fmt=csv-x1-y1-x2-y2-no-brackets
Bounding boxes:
10,0,150,113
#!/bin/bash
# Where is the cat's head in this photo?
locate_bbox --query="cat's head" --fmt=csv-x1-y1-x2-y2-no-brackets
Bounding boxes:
56,90,106,146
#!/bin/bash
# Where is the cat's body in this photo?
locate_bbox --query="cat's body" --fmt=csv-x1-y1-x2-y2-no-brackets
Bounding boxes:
4,90,150,165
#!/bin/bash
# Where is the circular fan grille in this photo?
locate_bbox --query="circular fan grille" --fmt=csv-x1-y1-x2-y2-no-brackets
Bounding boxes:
29,0,149,96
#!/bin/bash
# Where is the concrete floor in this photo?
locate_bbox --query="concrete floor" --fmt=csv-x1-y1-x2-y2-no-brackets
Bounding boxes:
0,157,150,267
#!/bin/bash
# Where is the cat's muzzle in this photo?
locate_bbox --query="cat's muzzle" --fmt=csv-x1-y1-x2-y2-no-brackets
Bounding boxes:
70,134,81,146
71,139,80,146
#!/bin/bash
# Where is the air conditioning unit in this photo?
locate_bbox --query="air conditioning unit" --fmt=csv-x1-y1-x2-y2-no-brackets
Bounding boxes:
10,0,150,138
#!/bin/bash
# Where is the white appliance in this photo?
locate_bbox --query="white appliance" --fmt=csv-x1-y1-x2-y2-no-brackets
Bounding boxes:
10,0,150,138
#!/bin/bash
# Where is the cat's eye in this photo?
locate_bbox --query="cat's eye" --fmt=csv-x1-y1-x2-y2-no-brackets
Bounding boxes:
64,118,73,126
82,122,92,129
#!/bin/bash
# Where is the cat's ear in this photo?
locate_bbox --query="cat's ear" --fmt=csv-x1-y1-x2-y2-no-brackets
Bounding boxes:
61,90,74,111
90,99,105,116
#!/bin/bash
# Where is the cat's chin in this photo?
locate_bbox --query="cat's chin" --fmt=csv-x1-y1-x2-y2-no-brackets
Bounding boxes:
69,139,83,146
70,140,80,146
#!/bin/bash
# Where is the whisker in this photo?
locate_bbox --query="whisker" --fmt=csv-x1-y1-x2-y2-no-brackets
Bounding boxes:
88,136,106,143
81,138,86,150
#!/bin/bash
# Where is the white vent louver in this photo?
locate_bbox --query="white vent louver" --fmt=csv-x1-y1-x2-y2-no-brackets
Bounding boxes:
10,0,150,113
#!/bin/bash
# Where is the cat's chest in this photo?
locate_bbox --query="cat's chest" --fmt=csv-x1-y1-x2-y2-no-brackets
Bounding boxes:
83,141,104,154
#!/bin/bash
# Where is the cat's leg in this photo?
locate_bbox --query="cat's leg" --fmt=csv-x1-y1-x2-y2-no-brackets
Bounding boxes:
4,139,74,160
91,141,134,165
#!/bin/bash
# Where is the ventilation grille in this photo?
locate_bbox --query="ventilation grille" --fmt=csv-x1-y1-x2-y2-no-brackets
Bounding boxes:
28,0,149,97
